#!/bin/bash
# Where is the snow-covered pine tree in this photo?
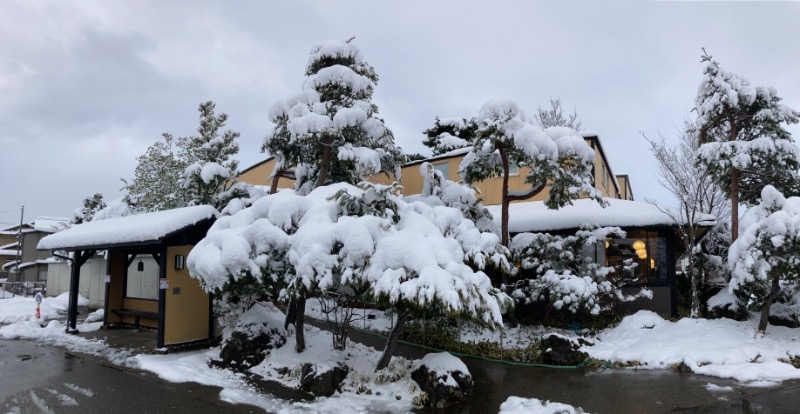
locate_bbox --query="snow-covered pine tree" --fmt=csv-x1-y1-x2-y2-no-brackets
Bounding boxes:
187,182,510,370
123,133,189,212
728,185,800,334
263,38,404,195
422,117,477,156
71,193,107,224
181,101,240,209
262,38,404,351
459,99,603,246
694,50,800,241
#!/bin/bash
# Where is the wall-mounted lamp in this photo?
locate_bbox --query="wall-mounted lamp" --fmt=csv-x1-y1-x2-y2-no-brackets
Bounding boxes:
175,255,185,270
137,258,144,272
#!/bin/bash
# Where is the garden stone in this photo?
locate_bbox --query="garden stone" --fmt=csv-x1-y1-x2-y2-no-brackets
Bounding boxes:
411,352,474,409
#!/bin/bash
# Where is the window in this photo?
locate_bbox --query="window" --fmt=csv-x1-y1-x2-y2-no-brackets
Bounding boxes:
509,163,520,176
433,162,449,180
37,269,47,282
126,255,158,300
603,231,668,287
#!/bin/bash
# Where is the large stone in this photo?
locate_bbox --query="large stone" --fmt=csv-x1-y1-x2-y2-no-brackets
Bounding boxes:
541,333,588,366
411,352,474,409
768,314,800,329
219,302,287,371
298,362,349,397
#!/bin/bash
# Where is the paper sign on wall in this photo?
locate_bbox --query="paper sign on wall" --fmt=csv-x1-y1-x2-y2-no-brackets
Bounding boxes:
104,274,110,283
159,278,168,289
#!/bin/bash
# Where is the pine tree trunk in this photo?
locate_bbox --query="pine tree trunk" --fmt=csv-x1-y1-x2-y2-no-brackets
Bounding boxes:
757,270,781,334
270,173,280,195
498,146,519,327
375,311,409,371
730,168,740,242
295,297,306,352
316,137,333,188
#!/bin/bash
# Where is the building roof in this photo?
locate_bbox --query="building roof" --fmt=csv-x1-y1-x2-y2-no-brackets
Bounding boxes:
38,205,219,251
487,198,717,233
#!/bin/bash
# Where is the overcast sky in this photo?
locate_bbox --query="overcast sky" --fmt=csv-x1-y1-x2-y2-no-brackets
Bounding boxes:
1,0,798,226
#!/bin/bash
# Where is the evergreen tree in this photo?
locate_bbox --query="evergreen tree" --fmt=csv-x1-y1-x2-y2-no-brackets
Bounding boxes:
729,186,800,334
123,133,188,212
460,99,603,249
694,50,800,241
262,38,404,351
180,101,240,209
71,193,107,224
422,117,477,156
263,38,404,195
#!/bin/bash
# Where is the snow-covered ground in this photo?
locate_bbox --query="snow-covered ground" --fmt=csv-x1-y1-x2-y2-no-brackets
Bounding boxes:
2,293,799,413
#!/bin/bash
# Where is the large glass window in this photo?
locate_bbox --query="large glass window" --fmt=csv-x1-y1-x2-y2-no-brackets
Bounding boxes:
126,255,158,300
603,231,668,286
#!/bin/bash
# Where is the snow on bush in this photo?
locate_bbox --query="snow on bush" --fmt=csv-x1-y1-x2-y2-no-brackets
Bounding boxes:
509,226,650,316
728,185,800,331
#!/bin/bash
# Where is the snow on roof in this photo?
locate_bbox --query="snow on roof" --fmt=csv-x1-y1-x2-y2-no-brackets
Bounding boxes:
0,242,18,250
487,198,716,233
33,216,69,233
0,249,18,256
38,205,219,251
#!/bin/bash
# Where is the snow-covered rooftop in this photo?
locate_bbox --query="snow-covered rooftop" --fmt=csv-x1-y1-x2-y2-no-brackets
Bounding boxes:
33,216,69,233
488,198,716,233
38,205,219,251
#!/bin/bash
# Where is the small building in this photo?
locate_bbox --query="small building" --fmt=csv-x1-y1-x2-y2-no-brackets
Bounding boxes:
1,217,68,286
38,206,218,349
488,198,716,316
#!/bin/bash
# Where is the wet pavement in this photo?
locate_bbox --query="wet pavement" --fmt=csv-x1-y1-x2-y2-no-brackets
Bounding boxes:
2,312,800,413
0,339,263,414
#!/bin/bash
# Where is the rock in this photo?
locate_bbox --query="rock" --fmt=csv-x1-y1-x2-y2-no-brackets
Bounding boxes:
411,352,474,409
298,362,349,397
675,361,693,373
541,334,588,366
219,302,287,371
768,314,800,329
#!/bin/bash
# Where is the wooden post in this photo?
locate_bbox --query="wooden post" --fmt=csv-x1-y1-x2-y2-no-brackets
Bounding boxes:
66,250,81,333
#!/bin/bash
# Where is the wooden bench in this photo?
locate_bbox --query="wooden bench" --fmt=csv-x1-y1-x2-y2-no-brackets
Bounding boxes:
112,309,158,329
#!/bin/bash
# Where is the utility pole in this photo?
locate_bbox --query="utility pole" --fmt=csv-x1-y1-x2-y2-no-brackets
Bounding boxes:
13,206,23,285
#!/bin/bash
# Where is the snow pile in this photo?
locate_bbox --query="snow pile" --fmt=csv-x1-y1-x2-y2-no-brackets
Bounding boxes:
499,396,586,414
0,292,89,324
585,311,800,383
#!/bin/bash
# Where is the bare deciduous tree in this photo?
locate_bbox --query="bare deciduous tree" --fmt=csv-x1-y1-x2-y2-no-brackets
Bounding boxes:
644,121,730,317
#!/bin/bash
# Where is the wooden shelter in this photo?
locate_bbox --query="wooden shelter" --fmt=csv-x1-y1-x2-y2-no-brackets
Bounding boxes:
38,206,218,349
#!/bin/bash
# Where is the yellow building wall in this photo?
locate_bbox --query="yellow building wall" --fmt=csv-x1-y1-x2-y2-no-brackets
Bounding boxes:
233,158,295,191
163,245,210,345
236,137,630,205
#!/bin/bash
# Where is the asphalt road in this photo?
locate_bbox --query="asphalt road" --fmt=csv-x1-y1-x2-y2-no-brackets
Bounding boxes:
0,339,263,414
3,329,800,414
